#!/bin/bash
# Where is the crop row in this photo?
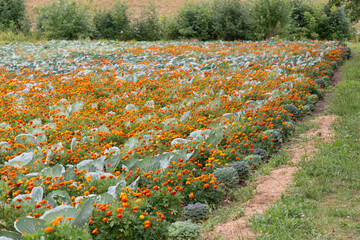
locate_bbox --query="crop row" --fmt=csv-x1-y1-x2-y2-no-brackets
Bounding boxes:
0,40,350,239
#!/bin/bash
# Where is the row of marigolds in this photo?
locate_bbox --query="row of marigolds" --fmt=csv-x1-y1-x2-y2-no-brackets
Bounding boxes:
0,40,350,239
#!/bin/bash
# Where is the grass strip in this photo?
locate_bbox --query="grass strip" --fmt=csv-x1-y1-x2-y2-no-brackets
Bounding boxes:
249,43,360,240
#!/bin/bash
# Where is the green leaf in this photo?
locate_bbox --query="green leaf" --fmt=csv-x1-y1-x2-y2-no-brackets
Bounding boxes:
46,190,71,207
41,164,65,178
70,198,94,228
63,165,75,181
70,137,77,151
0,231,21,240
14,218,46,234
40,205,79,223
104,154,122,171
30,186,43,203
6,152,34,167
205,127,223,147
96,193,114,205
127,177,139,191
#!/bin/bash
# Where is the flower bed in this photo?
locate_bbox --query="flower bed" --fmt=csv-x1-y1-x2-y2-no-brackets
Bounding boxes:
0,40,349,239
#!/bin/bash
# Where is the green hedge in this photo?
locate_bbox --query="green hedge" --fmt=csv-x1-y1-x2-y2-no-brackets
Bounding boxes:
1,0,353,41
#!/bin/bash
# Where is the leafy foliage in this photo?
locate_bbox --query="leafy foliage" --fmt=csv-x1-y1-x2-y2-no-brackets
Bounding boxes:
212,0,251,40
214,167,239,189
132,4,161,41
175,1,214,40
168,221,201,240
249,0,291,39
0,0,30,32
283,104,301,118
35,0,92,40
244,155,263,169
227,161,251,181
183,203,210,221
92,1,131,40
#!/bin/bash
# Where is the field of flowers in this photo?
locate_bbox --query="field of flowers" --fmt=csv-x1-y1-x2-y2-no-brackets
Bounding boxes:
0,40,350,239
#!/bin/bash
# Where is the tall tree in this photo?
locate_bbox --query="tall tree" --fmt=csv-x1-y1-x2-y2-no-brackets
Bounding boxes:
328,0,360,22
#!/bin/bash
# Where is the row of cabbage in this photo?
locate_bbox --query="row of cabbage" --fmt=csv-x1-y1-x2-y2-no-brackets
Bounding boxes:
0,40,350,239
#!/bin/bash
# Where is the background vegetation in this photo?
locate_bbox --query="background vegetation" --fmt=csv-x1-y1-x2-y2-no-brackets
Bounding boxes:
0,0,358,42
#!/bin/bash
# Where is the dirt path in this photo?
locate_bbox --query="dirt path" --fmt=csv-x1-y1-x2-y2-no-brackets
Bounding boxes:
203,114,337,240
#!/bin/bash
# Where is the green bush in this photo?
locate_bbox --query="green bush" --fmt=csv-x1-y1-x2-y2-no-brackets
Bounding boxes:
175,1,214,40
35,0,92,40
253,148,267,157
228,161,251,181
212,0,251,40
306,94,319,104
288,0,321,39
132,4,161,41
183,202,210,221
249,0,291,40
93,1,131,40
168,221,201,240
282,104,301,118
214,167,239,189
314,78,328,88
161,15,181,40
306,103,315,111
0,0,30,32
317,5,350,40
244,155,263,168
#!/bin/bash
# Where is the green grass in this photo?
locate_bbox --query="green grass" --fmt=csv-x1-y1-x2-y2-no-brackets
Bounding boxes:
249,43,360,239
0,31,41,44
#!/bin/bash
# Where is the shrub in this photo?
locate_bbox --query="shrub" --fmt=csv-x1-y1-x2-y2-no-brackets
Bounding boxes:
168,221,201,240
306,94,319,104
228,161,251,181
132,4,161,41
314,78,327,88
287,0,321,39
317,5,350,40
259,129,284,152
35,0,92,40
212,0,250,40
321,76,332,85
281,121,296,138
92,1,131,40
306,103,315,111
253,148,267,157
175,1,214,40
183,203,210,221
213,167,239,189
161,15,181,40
300,104,312,114
22,223,92,240
0,0,30,32
282,104,301,118
244,155,263,168
249,0,291,39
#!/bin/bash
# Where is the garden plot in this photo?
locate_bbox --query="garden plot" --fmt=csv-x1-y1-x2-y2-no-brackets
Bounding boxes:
0,40,349,239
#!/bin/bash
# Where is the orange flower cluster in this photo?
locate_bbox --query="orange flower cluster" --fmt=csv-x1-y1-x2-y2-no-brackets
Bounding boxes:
0,41,348,238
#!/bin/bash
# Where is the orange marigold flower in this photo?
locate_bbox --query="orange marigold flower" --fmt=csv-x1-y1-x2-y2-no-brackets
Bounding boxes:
92,228,98,234
204,184,210,189
45,226,53,233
